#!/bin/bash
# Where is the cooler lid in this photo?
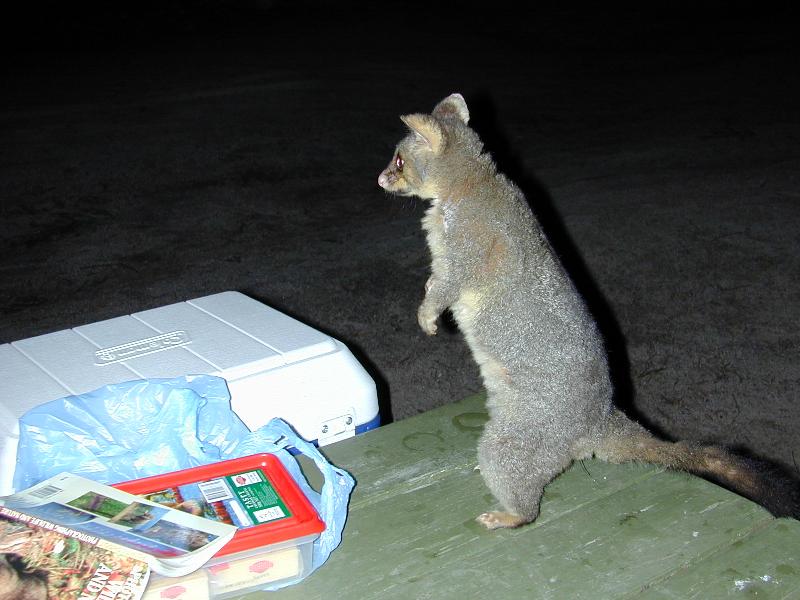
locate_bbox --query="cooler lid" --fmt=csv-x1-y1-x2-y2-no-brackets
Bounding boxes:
0,291,337,421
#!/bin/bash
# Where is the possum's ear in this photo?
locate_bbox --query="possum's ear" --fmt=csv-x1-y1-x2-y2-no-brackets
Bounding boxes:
432,93,470,124
400,113,445,154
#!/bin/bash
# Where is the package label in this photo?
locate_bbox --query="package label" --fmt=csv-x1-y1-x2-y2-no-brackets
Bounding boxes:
143,470,291,529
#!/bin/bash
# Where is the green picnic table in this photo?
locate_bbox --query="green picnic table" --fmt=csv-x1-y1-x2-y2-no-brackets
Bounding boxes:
269,394,800,599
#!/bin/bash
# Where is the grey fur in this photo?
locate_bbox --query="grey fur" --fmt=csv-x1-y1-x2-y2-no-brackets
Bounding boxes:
378,93,798,528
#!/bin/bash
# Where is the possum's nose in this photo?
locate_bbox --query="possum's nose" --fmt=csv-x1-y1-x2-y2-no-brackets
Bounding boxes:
378,171,390,188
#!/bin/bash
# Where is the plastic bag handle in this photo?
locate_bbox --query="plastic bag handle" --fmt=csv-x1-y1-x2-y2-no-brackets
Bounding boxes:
231,418,355,570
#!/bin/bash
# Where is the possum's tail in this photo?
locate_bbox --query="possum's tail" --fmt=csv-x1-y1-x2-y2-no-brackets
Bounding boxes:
586,409,800,519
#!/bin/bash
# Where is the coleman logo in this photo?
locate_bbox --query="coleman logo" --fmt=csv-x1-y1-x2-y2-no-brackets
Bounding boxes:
95,331,191,365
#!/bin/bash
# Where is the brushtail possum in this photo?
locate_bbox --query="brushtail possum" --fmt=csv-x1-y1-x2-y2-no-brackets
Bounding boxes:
378,93,799,529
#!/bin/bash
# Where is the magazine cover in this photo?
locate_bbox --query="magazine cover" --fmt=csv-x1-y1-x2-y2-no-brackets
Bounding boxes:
0,473,236,580
0,506,149,600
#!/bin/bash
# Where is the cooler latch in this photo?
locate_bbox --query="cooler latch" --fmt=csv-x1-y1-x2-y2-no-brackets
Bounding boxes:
318,411,356,446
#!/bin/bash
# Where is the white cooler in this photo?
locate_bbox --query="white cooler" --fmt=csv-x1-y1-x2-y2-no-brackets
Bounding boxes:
0,291,379,495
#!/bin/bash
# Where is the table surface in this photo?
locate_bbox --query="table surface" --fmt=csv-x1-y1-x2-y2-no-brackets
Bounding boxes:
262,394,800,599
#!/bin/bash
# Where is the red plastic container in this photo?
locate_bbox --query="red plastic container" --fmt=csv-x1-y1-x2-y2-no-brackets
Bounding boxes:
115,454,325,598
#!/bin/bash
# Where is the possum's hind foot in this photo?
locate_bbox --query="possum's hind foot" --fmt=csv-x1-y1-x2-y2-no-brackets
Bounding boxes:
476,511,528,530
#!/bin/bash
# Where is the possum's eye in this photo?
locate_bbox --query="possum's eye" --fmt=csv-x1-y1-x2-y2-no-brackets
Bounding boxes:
395,154,404,172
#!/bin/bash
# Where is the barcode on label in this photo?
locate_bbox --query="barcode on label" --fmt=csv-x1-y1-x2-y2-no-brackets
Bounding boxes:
30,485,62,499
198,479,233,503
253,506,285,523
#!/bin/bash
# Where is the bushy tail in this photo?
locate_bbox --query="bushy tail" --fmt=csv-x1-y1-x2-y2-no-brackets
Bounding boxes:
592,410,800,519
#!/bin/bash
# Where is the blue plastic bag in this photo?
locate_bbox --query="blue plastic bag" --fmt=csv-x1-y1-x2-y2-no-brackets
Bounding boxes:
13,374,355,588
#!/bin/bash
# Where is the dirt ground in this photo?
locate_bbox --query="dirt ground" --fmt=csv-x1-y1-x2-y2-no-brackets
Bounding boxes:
1,3,798,472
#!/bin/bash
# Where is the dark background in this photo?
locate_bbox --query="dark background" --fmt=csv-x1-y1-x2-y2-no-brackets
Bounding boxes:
2,2,798,472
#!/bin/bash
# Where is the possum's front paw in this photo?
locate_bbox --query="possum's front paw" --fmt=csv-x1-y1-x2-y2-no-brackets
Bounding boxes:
417,278,439,335
476,511,528,530
417,304,439,335
425,276,435,294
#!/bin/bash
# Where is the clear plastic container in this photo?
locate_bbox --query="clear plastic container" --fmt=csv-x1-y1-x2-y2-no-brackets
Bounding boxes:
115,454,325,598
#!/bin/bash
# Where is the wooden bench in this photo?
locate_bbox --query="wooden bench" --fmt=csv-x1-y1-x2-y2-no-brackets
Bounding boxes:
270,394,800,599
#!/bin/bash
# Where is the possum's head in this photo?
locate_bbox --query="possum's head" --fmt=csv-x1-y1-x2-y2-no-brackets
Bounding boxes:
0,553,48,600
378,93,472,200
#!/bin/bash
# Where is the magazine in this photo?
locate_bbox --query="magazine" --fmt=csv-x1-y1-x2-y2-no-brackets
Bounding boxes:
0,473,237,599
0,507,149,600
